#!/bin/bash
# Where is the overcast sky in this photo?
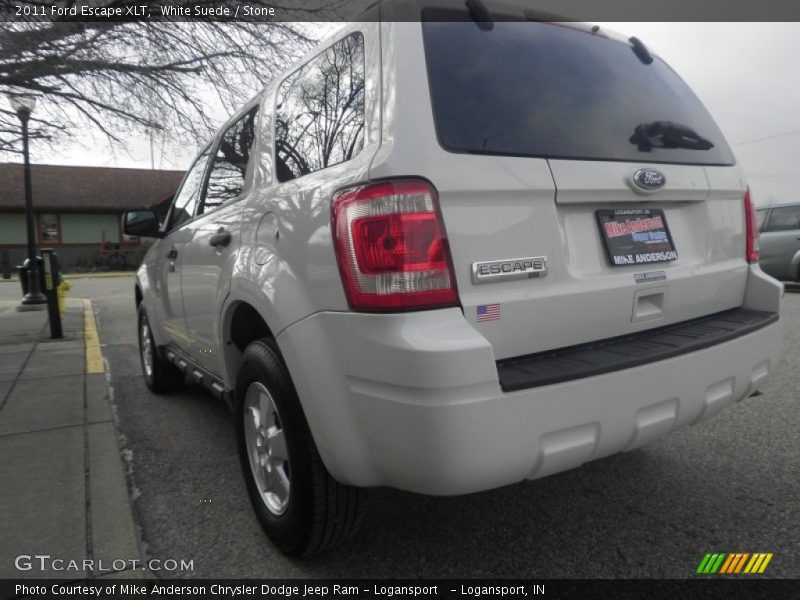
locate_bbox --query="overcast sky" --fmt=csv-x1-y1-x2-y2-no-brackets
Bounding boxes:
30,22,800,207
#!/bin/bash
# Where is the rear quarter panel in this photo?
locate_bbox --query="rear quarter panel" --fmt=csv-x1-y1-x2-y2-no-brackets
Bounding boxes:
229,21,383,349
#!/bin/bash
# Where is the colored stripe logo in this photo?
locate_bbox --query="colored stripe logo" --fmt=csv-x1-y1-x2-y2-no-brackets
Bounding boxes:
696,552,773,574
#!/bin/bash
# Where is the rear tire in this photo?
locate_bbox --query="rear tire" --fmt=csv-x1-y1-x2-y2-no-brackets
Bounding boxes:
137,304,184,393
235,339,364,557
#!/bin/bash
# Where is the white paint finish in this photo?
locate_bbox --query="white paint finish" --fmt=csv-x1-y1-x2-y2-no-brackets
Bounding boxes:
180,199,246,374
695,377,735,424
130,15,786,498
531,423,600,479
254,212,278,266
747,360,771,397
625,399,678,451
277,297,781,494
549,160,710,204
148,226,194,352
632,286,668,323
704,165,747,200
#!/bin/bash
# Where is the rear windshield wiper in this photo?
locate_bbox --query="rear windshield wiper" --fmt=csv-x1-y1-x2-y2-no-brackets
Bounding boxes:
630,121,714,152
465,0,494,30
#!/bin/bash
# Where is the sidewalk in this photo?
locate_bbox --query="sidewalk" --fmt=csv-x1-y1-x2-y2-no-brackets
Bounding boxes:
0,298,144,580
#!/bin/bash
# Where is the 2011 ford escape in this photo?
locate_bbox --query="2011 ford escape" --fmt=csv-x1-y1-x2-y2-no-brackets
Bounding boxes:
124,2,784,557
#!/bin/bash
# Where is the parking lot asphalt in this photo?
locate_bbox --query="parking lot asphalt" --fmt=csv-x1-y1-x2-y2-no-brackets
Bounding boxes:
4,276,795,579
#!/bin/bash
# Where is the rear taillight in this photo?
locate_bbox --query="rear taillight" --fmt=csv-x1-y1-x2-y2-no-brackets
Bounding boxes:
744,188,760,263
331,179,458,312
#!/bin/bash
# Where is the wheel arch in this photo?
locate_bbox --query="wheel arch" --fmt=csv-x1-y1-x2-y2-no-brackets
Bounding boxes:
219,283,365,486
220,297,280,392
219,294,359,484
133,268,168,347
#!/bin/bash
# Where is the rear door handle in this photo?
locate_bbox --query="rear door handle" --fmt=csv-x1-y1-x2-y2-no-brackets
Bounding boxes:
209,228,232,248
167,246,178,260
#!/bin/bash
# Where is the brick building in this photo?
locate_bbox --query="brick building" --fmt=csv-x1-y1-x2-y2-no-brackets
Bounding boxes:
0,163,183,269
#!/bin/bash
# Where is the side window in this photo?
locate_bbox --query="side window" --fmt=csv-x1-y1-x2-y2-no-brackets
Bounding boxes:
169,147,212,231
755,209,768,232
202,107,259,213
763,206,800,232
275,32,365,182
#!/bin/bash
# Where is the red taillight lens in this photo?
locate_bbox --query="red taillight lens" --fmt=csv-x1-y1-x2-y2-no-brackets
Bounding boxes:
744,188,760,263
331,179,458,312
353,213,446,274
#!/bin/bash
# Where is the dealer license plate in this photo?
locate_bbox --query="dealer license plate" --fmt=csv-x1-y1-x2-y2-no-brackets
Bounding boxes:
596,208,678,266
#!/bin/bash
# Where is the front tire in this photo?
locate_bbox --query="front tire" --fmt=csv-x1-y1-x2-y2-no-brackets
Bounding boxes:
137,304,184,393
235,339,364,557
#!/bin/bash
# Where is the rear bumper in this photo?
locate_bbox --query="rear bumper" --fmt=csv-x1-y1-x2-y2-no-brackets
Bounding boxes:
277,268,783,495
497,308,778,391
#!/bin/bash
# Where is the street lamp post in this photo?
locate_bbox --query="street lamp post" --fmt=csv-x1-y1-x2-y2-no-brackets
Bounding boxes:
8,92,47,308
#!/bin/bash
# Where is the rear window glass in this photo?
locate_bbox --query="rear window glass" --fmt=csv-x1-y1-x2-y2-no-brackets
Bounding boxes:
422,16,735,166
275,32,365,182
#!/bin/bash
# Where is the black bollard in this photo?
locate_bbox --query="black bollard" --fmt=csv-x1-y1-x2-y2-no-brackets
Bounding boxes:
41,249,63,339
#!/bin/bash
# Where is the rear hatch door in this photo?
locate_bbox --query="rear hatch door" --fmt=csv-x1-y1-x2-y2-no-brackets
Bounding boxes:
421,13,748,360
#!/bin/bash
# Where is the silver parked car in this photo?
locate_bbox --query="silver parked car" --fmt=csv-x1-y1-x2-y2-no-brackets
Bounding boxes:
124,1,783,556
757,203,800,281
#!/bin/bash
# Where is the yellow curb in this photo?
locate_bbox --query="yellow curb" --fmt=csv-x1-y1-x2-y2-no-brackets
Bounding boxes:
66,272,136,280
83,298,105,374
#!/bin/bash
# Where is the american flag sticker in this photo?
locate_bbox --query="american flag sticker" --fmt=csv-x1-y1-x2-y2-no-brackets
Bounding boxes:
476,303,501,322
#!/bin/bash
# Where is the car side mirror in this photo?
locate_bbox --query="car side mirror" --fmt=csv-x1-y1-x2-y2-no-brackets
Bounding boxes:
123,210,163,238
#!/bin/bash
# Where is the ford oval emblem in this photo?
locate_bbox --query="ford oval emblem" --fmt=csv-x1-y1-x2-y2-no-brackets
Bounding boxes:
632,168,666,192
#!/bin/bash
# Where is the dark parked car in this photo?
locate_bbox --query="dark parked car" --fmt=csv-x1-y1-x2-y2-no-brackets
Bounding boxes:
757,203,800,281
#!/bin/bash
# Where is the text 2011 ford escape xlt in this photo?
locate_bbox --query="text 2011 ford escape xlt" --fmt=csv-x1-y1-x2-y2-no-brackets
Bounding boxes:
125,3,783,556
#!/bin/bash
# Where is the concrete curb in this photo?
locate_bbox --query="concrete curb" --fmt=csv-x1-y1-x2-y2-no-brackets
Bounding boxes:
81,299,150,580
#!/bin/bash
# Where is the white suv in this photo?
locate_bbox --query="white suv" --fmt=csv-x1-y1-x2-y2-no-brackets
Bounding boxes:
124,3,783,557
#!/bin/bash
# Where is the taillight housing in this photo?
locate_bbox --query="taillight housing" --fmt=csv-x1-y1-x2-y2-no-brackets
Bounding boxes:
744,188,760,263
331,179,458,312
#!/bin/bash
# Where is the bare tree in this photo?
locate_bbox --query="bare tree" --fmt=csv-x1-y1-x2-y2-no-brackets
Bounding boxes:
0,1,343,156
